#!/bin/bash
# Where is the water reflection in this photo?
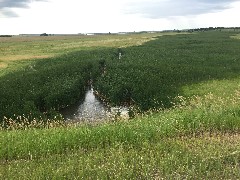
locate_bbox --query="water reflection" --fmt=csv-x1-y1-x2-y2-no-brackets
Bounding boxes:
62,88,108,122
61,87,129,122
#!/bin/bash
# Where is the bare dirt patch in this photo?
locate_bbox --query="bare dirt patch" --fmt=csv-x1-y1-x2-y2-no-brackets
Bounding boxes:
1,55,53,62
0,62,7,69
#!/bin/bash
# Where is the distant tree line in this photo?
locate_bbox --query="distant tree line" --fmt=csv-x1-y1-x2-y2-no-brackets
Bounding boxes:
187,27,240,32
0,35,12,37
40,33,48,36
40,33,55,36
162,27,240,33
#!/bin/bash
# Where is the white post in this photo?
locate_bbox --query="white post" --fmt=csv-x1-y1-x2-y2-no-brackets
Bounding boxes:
118,52,122,60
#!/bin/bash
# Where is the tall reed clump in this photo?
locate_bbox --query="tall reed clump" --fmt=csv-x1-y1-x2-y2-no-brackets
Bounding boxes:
95,31,240,111
0,48,114,123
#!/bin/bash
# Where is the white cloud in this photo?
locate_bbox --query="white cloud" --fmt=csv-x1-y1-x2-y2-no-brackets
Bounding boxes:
0,0,240,35
124,0,240,18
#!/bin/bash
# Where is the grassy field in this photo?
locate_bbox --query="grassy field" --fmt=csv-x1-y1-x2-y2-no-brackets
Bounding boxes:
95,31,240,110
0,33,162,76
1,31,240,179
0,33,166,119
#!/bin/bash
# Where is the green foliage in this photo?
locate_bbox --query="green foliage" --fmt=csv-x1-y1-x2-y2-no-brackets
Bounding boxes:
95,31,240,110
1,95,240,178
1,31,240,122
0,49,114,121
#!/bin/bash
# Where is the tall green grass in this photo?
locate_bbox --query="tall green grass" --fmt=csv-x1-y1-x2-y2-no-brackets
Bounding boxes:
2,136,239,179
0,48,114,121
95,31,240,110
1,89,240,159
1,90,240,178
2,31,239,122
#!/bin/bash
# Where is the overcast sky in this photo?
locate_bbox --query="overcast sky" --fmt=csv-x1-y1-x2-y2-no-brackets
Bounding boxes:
1,0,240,34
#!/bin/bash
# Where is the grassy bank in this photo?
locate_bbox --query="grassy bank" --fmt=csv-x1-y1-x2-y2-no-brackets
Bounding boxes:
1,134,240,179
1,91,240,178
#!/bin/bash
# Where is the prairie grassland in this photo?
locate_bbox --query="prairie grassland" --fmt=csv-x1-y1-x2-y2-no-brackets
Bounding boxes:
0,33,169,77
0,62,7,68
231,33,240,39
1,31,240,178
95,31,240,110
0,32,184,120
182,78,240,97
0,33,165,62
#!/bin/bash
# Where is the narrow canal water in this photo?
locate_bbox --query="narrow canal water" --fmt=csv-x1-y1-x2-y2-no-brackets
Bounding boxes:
61,87,130,123
61,87,108,122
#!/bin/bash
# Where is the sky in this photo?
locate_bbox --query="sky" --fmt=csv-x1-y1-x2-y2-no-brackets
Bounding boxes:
1,0,240,35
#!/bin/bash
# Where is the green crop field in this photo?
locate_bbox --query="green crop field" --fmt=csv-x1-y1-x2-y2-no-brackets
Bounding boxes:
1,31,240,179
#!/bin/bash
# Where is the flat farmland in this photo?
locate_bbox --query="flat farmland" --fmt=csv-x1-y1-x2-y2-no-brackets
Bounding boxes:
0,33,162,73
